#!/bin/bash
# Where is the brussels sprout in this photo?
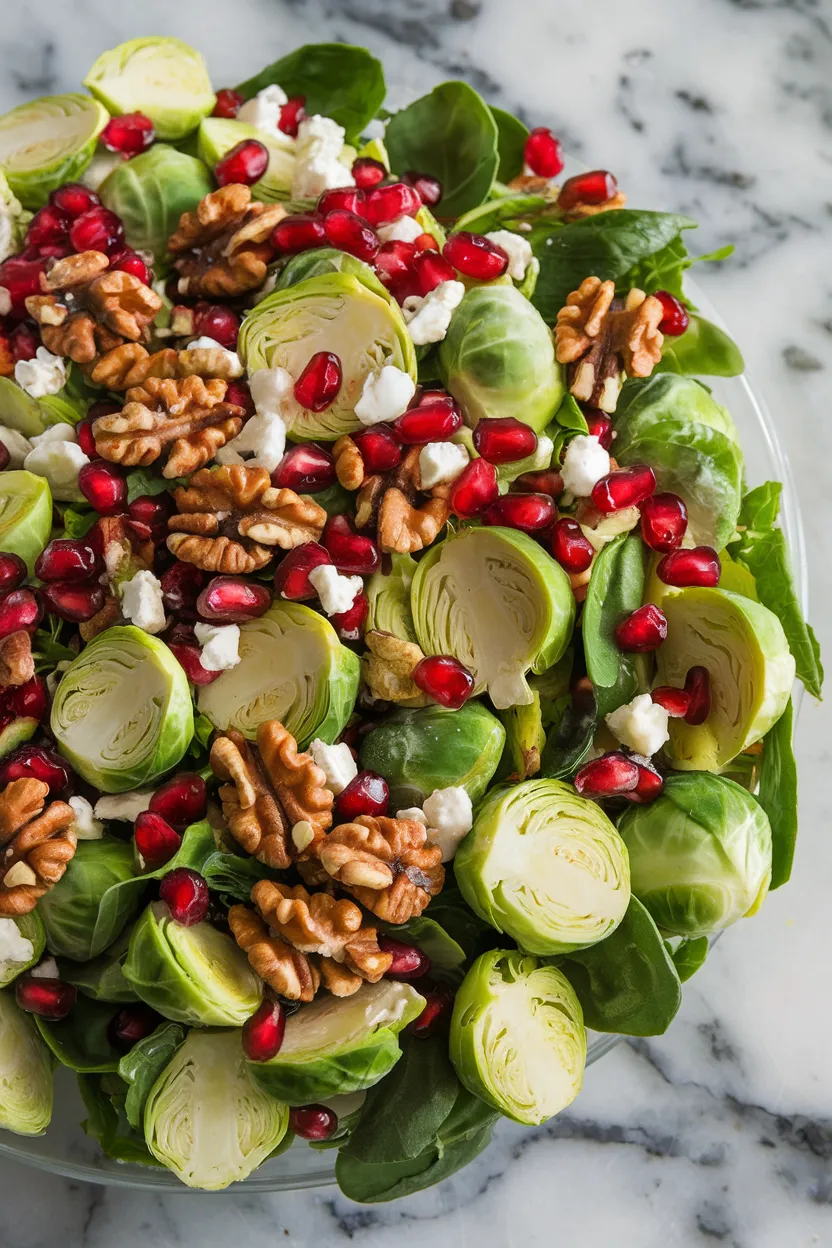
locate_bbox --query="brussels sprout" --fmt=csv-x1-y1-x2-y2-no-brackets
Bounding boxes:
144,1029,289,1189
455,778,630,954
99,144,213,263
84,38,215,140
0,912,44,988
661,315,745,378
0,989,54,1135
411,527,574,709
617,374,739,444
59,929,138,1002
239,272,416,440
497,691,545,781
119,1020,186,1130
359,701,505,808
366,552,419,643
449,950,585,1125
38,838,139,961
0,469,52,573
51,625,194,792
197,118,295,203
276,247,391,299
248,980,425,1104
198,600,359,747
0,94,108,208
437,285,565,432
35,995,123,1073
123,902,262,1027
655,587,795,771
0,170,29,262
618,772,773,937
0,377,48,436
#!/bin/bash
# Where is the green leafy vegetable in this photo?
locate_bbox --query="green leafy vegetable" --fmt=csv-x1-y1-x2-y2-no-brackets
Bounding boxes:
125,468,189,504
59,505,97,538
540,686,597,780
78,1073,160,1167
99,145,212,264
660,315,744,377
756,698,798,889
118,1021,187,1131
490,106,529,183
668,936,709,982
38,838,140,962
582,534,645,716
0,989,54,1135
60,929,138,1002
35,995,123,1073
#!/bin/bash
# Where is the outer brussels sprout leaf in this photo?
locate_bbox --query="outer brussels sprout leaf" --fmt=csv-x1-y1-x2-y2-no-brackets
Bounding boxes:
656,587,795,771
0,377,48,436
661,314,745,377
38,838,139,961
411,527,574,710
366,552,419,644
119,1021,187,1131
60,929,138,1002
757,698,798,889
0,911,44,988
490,106,529,183
0,989,54,1135
583,534,645,717
0,94,108,208
99,145,212,262
617,374,739,443
455,779,630,954
35,995,123,1073
0,169,29,260
450,950,585,1125
248,980,425,1105
144,1030,289,1190
453,192,551,238
438,285,565,433
239,273,416,441
51,625,194,792
359,701,505,807
198,600,359,747
197,119,294,204
123,902,262,1027
0,470,52,573
618,772,773,937
84,38,215,140
275,247,391,299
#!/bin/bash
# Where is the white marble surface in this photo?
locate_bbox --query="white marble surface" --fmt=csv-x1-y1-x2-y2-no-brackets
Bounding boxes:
1,0,831,1243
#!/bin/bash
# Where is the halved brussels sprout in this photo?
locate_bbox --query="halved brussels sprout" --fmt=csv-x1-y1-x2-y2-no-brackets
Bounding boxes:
144,1029,289,1189
197,600,359,747
455,779,630,954
51,625,194,792
198,118,295,203
0,912,44,988
618,772,773,937
248,980,425,1104
0,93,108,208
84,38,215,140
238,272,416,441
411,527,574,709
38,838,139,961
124,902,262,1027
450,950,585,1125
0,377,47,437
0,469,52,573
0,989,54,1135
655,587,795,771
437,285,565,432
359,701,505,808
366,552,419,643
99,144,213,263
276,247,390,299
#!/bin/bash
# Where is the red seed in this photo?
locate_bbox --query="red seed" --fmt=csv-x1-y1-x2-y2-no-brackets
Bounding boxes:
352,425,402,474
87,399,121,423
9,323,39,362
584,410,613,450
375,239,417,289
294,351,342,412
317,187,365,217
0,553,27,593
197,576,271,623
272,213,327,254
323,209,379,263
274,543,333,601
101,112,155,155
0,442,8,471
243,999,286,1062
651,686,691,718
148,773,208,831
158,867,209,926
482,492,557,534
128,492,174,540
443,231,508,281
0,257,48,316
393,394,462,444
225,380,255,416
336,770,389,820
524,127,564,178
378,935,431,980
193,302,240,350
654,290,690,337
449,458,499,519
272,444,336,493
551,518,595,573
684,666,711,725
558,170,618,211
322,515,380,574
25,205,70,251
134,811,182,870
413,654,474,709
615,603,668,652
166,633,222,685
107,1003,161,1052
160,561,208,617
49,183,100,218
35,538,100,584
574,752,640,797
409,986,454,1038
78,461,127,515
413,250,456,296
68,206,124,255
641,492,688,553
278,96,306,137
329,590,369,641
351,157,387,189
413,232,439,252
515,469,564,497
627,764,664,805
6,677,47,723
0,745,70,795
212,88,244,119
363,182,422,227
289,1104,338,1141
657,546,720,588
40,581,106,623
592,464,656,514
15,977,76,1021
473,417,537,464
401,170,443,207
109,248,152,285
0,589,41,638
215,139,269,187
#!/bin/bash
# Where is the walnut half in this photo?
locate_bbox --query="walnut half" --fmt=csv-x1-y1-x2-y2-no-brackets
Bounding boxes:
0,779,76,915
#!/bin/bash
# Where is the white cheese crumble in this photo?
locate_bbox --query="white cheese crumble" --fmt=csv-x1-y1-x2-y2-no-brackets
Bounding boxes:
216,411,287,472
396,807,428,826
185,335,243,378
120,570,166,635
308,564,363,617
354,365,416,427
422,786,474,862
94,791,153,822
402,280,465,346
377,215,424,244
14,347,67,398
0,917,34,969
30,956,60,979
560,434,611,498
418,441,469,489
194,621,241,671
236,85,289,138
605,693,670,758
249,365,294,417
23,424,89,502
68,795,104,841
309,739,358,796
292,115,354,200
484,229,533,281
0,425,33,468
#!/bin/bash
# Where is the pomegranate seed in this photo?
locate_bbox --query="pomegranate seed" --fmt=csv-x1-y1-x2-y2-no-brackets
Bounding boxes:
443,231,508,281
107,1003,161,1052
272,444,336,493
101,113,155,155
375,239,417,289
482,492,557,534
524,127,564,178
322,516,380,574
657,546,720,588
574,752,640,797
413,232,438,252
78,461,127,515
585,411,613,450
134,810,182,869
9,323,39,363
278,96,306,137
272,213,326,254
330,589,369,641
515,470,564,497
289,1104,338,1140
0,589,41,638
294,352,342,412
592,464,656,514
215,139,269,187
0,553,27,593
409,986,454,1038
378,935,431,980
159,867,209,926
401,170,443,207
0,442,8,472
558,170,618,212
394,394,462,444
363,182,422,227
225,381,255,416
148,773,208,830
352,425,402,474
335,771,389,820
684,666,711,725
160,561,207,617
40,581,106,623
473,417,537,464
449,458,499,519
323,209,379,263
212,88,244,119
87,399,121,423
651,686,691,718
15,977,76,1020
243,999,286,1062
413,250,456,296
317,187,365,217
0,257,47,316
615,603,668,652
35,538,100,584
192,302,240,349
351,157,387,189
166,634,222,685
413,655,474,709
6,677,47,722
0,745,70,795
26,205,70,251
128,493,173,540
627,764,664,805
274,543,333,601
197,576,271,623
654,290,690,337
641,492,688,553
49,183,100,218
68,206,124,255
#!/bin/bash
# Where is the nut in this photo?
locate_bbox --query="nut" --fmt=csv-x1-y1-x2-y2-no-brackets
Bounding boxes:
317,814,445,924
361,629,428,706
0,779,76,916
356,447,450,554
169,185,286,299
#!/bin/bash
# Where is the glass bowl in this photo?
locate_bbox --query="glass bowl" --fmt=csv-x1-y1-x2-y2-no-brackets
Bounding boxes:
0,276,807,1191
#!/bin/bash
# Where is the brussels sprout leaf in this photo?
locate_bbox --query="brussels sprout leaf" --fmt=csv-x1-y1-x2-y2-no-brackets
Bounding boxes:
668,936,709,983
582,534,645,716
119,1021,187,1130
200,849,275,902
35,995,123,1072
489,105,528,183
756,698,798,889
60,929,138,1003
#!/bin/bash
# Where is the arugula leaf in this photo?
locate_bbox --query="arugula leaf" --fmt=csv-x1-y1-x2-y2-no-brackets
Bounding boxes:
61,505,97,538
32,619,75,673
668,936,709,983
624,237,734,304
125,469,187,504
489,106,528,183
756,698,798,889
582,534,646,716
119,1021,187,1131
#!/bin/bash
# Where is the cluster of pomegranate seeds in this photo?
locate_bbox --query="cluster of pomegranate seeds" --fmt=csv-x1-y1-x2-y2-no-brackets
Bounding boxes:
394,391,462,444
401,169,442,207
149,773,208,829
0,257,48,316
134,811,182,870
657,545,720,588
352,424,401,474
591,464,656,514
26,205,71,252
413,655,475,709
378,935,432,980
212,88,244,118
322,515,380,574
323,209,379,263
351,156,387,189
0,553,27,592
108,1003,161,1052
40,582,105,623
317,187,364,216
15,976,76,1021
409,986,455,1038
514,469,563,497
159,867,210,926
289,1104,339,1141
558,170,618,211
575,752,640,797
0,588,42,638
193,302,240,350
100,112,156,155
272,213,326,254
69,206,125,255
640,492,687,552
49,182,100,218
0,744,71,795
197,576,272,623
293,351,343,411
78,461,128,514
443,231,508,281
523,127,564,178
274,542,333,601
449,458,499,519
654,290,690,337
243,998,286,1062
278,96,306,137
336,770,390,820
272,444,336,492
35,538,100,583
214,139,269,187
129,492,174,540
615,603,668,652
483,492,557,534
473,417,537,464
550,517,594,573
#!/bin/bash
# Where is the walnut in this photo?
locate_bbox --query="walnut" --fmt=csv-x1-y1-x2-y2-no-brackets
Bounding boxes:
79,515,155,640
0,779,76,915
318,815,444,924
361,630,428,706
168,184,285,299
355,447,450,554
0,632,34,687
167,465,327,574
177,345,243,382
89,344,179,390
228,905,320,1001
333,435,365,491
557,191,627,219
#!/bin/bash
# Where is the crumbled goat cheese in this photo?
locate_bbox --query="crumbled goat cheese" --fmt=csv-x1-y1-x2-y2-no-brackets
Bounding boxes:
484,229,533,281
216,411,287,472
418,441,469,489
30,957,60,979
422,786,474,862
14,347,67,398
0,425,33,468
560,434,611,498
237,85,289,138
354,365,416,426
605,693,670,758
377,216,424,244
402,280,465,346
308,564,363,617
194,622,241,671
0,918,34,968
23,425,89,502
68,795,104,841
185,335,243,377
94,791,153,821
292,115,354,200
249,365,294,417
309,739,358,796
120,570,167,635
396,807,428,826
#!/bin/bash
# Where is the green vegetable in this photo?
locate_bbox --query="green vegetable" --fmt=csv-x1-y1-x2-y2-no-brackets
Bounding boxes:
0,912,44,988
50,625,194,792
0,989,54,1135
0,470,52,573
0,377,48,436
78,1073,159,1168
84,38,215,140
669,936,709,982
119,1021,187,1131
450,949,585,1125
379,916,468,985
197,600,359,747
38,838,139,961
59,929,138,1002
276,247,390,295
99,144,212,263
35,995,123,1073
0,93,108,208
660,314,744,377
618,772,773,937
197,118,295,204
365,552,419,643
453,191,552,238
540,685,597,780
455,778,630,954
616,373,738,443
583,534,646,716
496,691,545,780
490,106,529,183
757,698,798,889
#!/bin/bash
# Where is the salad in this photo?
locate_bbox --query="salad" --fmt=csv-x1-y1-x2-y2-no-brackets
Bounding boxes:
0,36,821,1199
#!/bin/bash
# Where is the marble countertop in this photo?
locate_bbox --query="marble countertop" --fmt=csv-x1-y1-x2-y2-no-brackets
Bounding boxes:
1,0,831,1243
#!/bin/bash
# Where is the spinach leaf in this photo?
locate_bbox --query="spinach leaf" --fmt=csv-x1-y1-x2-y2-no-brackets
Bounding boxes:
31,619,75,672
489,106,528,183
125,469,187,505
582,534,645,716
119,1021,187,1130
201,849,275,902
236,44,386,144
756,698,798,889
659,314,744,378
540,686,597,780
554,391,589,433
624,237,733,304
60,505,97,538
420,885,496,961
78,1074,161,1166
379,916,468,984
668,936,709,983
385,82,499,218
35,996,123,1072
